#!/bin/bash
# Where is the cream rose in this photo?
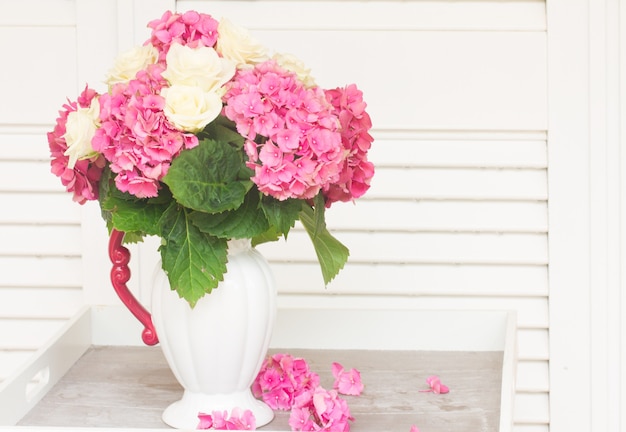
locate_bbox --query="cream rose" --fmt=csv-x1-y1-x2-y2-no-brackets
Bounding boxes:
162,44,236,93
273,52,317,88
162,85,223,133
63,98,100,169
216,18,269,68
105,44,158,86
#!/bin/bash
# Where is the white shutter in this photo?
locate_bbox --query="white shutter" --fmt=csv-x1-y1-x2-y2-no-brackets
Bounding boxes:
0,0,81,382
0,0,119,382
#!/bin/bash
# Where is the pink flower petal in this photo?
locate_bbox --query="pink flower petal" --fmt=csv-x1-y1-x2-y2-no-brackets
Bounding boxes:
420,375,450,394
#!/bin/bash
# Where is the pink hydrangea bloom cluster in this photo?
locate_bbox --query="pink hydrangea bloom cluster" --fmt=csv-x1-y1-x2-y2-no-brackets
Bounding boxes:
289,387,353,432
92,64,198,198
197,408,256,430
48,86,106,204
147,10,219,61
252,353,321,411
223,60,345,201
253,354,361,431
322,84,375,206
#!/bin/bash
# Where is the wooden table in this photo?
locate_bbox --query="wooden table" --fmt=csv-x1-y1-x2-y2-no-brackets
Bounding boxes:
19,346,503,431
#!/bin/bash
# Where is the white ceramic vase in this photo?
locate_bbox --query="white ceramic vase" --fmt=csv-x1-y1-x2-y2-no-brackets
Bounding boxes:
150,239,277,429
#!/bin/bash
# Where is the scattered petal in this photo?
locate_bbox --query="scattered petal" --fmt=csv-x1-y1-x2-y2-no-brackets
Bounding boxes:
419,375,449,394
332,362,364,396
196,409,256,430
409,426,420,432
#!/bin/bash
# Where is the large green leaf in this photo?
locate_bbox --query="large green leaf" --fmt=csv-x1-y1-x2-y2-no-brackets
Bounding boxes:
98,166,164,240
260,196,302,238
189,190,269,239
163,138,252,214
251,225,282,247
158,203,228,307
299,194,350,285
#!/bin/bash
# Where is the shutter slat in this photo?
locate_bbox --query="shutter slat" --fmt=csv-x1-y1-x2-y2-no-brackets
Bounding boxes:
326,200,547,233
0,225,81,256
1,257,82,287
270,263,548,297
258,231,548,265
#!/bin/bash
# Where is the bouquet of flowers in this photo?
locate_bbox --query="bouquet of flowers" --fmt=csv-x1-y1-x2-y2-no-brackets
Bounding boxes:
48,10,374,306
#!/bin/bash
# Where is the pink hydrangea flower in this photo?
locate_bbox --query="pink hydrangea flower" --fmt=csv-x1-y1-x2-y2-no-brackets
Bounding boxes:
48,85,106,204
223,60,345,201
252,353,320,410
92,63,198,198
197,409,256,430
322,84,374,207
331,362,364,396
147,10,219,61
289,387,353,432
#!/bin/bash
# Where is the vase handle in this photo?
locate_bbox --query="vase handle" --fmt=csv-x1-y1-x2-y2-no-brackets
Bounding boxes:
108,229,159,346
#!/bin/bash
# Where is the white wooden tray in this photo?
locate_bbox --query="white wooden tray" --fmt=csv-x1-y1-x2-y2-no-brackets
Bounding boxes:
0,306,516,432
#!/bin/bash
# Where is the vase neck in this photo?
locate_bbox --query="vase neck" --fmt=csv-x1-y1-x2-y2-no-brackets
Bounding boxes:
227,238,252,255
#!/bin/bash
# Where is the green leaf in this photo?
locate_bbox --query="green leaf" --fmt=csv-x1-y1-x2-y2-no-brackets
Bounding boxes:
98,165,115,227
163,138,252,214
251,225,282,247
260,196,302,238
158,203,228,307
200,116,246,146
98,166,166,240
299,194,350,285
189,190,269,239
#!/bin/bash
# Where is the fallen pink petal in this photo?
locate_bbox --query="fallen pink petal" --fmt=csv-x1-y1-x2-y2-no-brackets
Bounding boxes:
197,412,214,429
409,426,420,432
196,409,256,430
332,362,364,396
420,375,450,394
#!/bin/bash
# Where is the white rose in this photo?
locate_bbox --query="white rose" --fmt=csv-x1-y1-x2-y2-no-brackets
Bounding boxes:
162,43,236,93
63,98,100,169
273,52,316,88
162,85,223,133
216,18,269,68
105,44,158,86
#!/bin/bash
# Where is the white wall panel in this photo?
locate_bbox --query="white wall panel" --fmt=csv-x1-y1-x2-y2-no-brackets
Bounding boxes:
181,1,546,31
0,288,83,319
0,226,81,257
366,167,547,200
1,194,81,225
0,28,77,125
253,31,547,131
514,392,550,424
1,257,82,288
516,361,550,392
326,200,548,233
270,263,548,296
513,426,549,432
370,137,548,168
260,231,548,264
0,0,75,25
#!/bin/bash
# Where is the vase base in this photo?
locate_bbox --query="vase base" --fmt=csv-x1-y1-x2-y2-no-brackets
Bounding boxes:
161,389,274,429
